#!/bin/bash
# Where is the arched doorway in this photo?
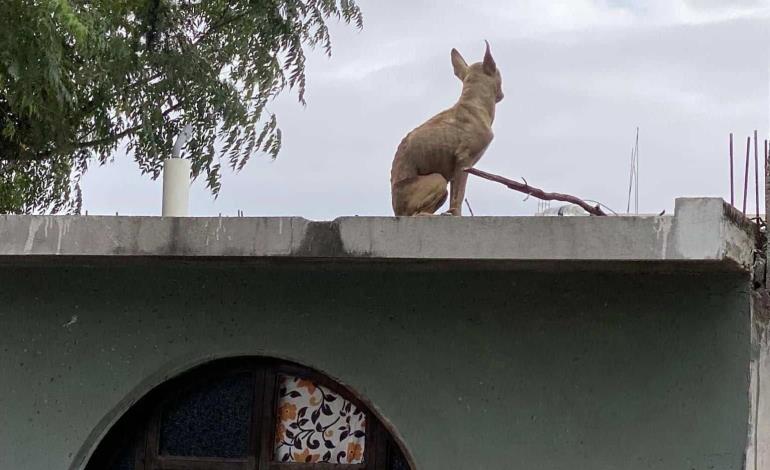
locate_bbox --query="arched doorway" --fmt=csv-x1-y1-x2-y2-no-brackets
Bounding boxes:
85,358,412,470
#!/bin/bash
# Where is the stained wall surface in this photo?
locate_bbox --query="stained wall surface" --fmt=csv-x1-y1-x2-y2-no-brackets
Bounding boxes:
0,263,751,470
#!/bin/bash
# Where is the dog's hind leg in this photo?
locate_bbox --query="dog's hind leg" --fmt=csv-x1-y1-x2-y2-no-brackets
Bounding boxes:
392,173,449,216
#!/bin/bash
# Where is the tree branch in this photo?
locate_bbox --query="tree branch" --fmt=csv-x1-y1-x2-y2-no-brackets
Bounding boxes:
2,102,187,162
74,101,185,151
465,167,607,216
192,9,253,46
78,72,165,117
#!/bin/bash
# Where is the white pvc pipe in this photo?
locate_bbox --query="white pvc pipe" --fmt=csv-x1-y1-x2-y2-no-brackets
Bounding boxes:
162,124,193,217
172,124,193,159
162,158,191,217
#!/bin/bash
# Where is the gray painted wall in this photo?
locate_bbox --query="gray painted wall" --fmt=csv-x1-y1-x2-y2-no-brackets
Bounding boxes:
0,263,751,470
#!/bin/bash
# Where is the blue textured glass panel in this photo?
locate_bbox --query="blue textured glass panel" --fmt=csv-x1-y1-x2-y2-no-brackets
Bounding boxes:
110,444,135,470
390,446,410,470
159,373,253,458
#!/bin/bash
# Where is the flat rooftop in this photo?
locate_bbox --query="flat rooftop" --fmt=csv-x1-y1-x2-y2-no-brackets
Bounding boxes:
0,198,757,271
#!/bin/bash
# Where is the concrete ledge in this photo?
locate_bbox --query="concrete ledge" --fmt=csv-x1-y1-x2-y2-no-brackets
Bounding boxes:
0,198,757,270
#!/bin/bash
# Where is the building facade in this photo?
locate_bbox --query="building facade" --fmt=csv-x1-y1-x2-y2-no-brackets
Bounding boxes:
0,198,767,470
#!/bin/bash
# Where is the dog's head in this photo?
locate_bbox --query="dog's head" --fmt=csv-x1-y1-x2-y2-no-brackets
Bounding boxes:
451,41,504,103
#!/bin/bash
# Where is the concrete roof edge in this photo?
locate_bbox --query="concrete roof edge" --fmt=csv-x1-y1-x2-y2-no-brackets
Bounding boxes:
0,198,757,270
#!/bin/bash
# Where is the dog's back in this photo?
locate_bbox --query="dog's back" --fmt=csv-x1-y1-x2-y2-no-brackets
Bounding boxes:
390,43,503,216
390,111,464,185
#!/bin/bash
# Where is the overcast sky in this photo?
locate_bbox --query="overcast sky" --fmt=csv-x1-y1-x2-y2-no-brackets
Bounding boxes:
81,0,770,218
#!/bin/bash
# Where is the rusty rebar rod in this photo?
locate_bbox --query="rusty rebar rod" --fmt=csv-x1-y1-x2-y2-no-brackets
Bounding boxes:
465,167,607,216
464,198,475,216
729,133,734,206
755,130,760,221
766,139,769,229
743,136,751,214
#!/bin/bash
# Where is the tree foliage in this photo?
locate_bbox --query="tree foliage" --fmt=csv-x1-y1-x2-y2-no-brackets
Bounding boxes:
0,0,362,213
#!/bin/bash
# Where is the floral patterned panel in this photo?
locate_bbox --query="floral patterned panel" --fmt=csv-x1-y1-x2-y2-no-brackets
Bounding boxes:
275,375,366,464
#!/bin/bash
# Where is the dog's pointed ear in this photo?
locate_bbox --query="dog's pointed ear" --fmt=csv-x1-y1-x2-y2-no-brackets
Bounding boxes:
483,40,497,75
451,48,468,81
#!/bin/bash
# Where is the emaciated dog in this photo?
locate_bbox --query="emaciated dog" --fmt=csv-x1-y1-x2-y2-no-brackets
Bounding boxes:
390,42,504,216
